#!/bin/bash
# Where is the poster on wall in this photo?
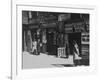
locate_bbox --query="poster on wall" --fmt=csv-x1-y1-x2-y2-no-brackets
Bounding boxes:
11,0,97,80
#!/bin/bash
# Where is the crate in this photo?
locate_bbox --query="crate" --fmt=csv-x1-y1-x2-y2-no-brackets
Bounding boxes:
58,47,66,58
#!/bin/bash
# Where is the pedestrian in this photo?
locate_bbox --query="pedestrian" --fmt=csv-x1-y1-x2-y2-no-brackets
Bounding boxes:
73,40,81,66
32,39,37,55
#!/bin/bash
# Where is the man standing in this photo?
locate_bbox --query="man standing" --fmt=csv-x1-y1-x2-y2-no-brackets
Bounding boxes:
73,40,81,66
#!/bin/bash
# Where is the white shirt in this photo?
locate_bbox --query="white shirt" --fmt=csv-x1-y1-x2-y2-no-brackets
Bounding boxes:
32,41,37,51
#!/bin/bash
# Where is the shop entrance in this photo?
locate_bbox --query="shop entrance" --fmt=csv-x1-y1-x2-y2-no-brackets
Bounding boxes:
46,28,57,55
68,32,81,56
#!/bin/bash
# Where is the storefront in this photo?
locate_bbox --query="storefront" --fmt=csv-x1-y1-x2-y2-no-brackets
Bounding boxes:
22,11,89,65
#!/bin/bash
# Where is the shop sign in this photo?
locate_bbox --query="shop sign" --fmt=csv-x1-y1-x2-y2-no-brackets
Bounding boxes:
58,14,71,21
65,22,89,32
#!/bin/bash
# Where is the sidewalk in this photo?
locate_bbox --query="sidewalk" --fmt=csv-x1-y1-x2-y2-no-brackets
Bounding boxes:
23,51,74,69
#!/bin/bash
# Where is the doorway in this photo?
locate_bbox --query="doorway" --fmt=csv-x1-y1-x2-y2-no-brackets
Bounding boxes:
68,32,81,56
46,28,57,55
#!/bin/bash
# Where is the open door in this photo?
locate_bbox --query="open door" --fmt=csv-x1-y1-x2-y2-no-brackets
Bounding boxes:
68,32,81,56
46,28,57,55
